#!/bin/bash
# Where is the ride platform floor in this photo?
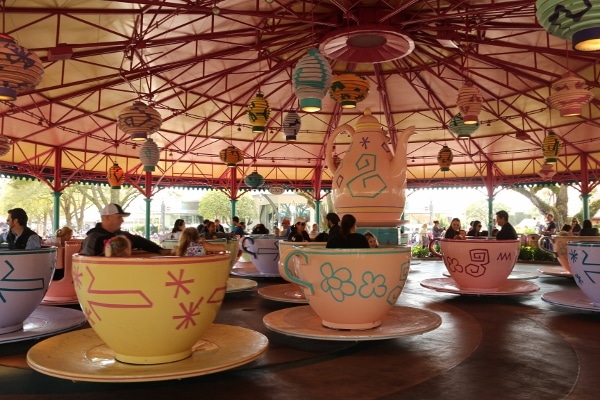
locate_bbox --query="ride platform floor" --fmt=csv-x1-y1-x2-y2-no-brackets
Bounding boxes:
1,259,598,400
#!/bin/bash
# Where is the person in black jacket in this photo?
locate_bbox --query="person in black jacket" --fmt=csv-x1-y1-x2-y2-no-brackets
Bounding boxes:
0,208,41,249
80,204,171,256
326,214,369,249
495,210,518,240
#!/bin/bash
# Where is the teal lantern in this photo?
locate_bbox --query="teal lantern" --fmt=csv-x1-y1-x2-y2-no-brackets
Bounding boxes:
448,113,480,139
245,171,265,188
293,48,333,112
536,0,600,51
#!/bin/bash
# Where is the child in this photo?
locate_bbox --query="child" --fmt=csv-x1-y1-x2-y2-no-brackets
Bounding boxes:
175,227,226,256
104,235,132,257
364,231,379,248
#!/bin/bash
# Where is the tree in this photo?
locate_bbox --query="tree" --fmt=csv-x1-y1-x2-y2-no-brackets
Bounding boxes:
510,185,571,229
465,200,511,231
198,190,257,226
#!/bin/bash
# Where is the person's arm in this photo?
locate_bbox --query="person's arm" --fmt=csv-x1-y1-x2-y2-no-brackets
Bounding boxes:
126,233,164,254
25,234,42,250
80,232,109,255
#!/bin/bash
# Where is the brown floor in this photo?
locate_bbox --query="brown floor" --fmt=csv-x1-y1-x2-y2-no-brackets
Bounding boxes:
1,259,599,400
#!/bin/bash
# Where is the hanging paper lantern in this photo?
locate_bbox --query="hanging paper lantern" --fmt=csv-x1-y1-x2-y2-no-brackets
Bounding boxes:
117,101,162,140
437,145,453,171
219,145,243,167
536,0,600,51
538,163,557,180
448,113,480,139
0,134,11,156
293,48,333,112
456,80,483,124
0,34,44,101
107,162,125,189
547,72,594,117
247,93,271,132
542,131,562,162
139,137,160,172
244,171,265,188
329,73,370,109
283,110,301,141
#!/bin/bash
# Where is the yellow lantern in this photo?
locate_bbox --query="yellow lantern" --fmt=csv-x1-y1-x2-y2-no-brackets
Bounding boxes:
329,73,370,108
247,93,270,132
437,145,453,171
456,81,483,124
542,131,562,163
219,145,244,167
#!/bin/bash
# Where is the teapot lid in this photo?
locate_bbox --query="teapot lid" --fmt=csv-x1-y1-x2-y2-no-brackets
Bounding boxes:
355,109,382,133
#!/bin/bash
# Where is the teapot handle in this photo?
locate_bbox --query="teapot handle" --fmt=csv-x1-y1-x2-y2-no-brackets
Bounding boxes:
325,124,354,173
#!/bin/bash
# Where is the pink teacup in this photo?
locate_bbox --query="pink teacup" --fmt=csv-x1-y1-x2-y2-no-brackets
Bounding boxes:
282,246,411,330
439,238,520,292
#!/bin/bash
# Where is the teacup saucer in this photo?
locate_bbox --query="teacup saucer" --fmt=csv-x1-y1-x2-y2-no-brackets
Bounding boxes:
230,266,281,278
0,306,86,345
40,297,80,306
27,324,269,382
420,277,540,295
226,277,258,293
257,283,308,303
263,305,441,341
537,266,573,278
442,270,539,280
541,290,600,312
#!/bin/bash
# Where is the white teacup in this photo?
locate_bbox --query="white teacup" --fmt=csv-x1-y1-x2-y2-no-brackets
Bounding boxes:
282,246,411,330
241,235,280,275
439,238,520,292
72,252,231,364
567,242,600,306
539,235,600,273
0,246,57,334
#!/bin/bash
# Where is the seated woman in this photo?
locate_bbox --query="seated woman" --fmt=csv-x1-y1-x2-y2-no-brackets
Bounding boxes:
287,222,306,242
579,219,599,236
104,235,132,257
161,219,186,243
364,231,379,248
326,214,369,249
467,220,483,237
444,218,463,239
251,223,269,234
557,224,572,236
175,227,226,256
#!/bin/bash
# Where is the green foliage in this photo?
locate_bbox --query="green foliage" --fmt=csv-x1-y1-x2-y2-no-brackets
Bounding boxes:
198,190,257,225
532,247,557,262
465,200,511,229
518,246,535,260
411,244,430,258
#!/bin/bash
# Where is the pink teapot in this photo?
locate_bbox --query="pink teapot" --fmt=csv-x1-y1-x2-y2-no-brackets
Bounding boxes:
325,109,415,226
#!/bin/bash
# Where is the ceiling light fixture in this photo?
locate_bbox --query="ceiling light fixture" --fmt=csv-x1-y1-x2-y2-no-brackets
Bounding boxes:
536,1,600,51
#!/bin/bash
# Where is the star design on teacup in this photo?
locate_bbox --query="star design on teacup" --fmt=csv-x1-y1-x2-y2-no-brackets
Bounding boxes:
165,268,194,298
173,297,203,329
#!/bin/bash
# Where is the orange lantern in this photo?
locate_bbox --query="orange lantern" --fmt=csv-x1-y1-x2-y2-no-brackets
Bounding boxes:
456,80,483,124
219,145,244,167
107,162,125,189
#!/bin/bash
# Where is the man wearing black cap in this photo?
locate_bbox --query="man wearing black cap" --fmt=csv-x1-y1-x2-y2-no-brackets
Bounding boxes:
81,203,171,256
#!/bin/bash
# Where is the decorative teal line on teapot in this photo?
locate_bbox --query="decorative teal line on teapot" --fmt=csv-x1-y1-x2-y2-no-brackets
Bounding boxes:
325,109,415,226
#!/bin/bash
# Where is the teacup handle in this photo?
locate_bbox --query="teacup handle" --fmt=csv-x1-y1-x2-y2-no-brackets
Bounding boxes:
429,238,442,258
241,236,256,259
283,249,314,296
537,236,556,256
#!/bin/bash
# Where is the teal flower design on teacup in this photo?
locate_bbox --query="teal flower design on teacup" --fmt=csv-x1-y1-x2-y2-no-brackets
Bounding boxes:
320,262,356,302
358,271,387,299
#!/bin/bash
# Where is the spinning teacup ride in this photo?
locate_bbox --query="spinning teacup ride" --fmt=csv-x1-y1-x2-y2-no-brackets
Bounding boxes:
26,252,268,382
423,238,539,295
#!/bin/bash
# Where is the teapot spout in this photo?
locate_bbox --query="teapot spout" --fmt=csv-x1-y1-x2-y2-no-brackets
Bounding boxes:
392,126,416,171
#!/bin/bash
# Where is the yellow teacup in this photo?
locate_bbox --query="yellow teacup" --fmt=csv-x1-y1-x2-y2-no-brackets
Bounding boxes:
72,253,230,364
